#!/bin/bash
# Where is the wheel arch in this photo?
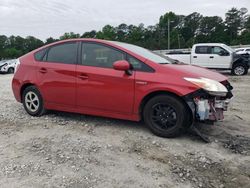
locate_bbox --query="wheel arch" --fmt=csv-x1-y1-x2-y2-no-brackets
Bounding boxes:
20,83,38,103
232,58,249,68
139,90,193,124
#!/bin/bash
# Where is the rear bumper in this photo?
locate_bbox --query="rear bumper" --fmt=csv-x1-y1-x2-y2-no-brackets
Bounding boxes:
12,78,22,102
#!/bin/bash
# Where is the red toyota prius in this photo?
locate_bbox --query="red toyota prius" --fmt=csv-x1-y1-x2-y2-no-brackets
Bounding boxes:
12,39,233,138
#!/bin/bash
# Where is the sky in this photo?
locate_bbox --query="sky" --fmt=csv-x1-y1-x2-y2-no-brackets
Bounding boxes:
0,0,249,41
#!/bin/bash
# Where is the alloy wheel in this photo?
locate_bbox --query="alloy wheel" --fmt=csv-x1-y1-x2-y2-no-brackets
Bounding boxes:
234,66,245,75
25,91,40,112
150,103,177,130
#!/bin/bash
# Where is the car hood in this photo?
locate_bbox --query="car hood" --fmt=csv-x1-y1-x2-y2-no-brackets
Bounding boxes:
0,61,7,66
162,64,228,82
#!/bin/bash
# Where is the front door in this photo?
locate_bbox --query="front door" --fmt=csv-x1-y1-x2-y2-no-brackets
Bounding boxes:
76,42,135,114
210,46,231,69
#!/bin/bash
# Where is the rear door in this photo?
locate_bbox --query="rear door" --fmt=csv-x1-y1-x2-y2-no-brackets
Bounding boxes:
76,42,135,114
192,46,211,67
36,42,78,107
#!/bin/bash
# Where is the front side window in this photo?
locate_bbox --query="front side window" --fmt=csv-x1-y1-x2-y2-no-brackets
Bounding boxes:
81,43,125,68
110,41,171,64
128,56,154,72
46,42,77,64
211,46,228,55
195,46,210,54
246,49,250,52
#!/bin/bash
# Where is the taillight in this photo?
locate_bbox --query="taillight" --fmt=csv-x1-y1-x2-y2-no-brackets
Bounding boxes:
14,58,21,73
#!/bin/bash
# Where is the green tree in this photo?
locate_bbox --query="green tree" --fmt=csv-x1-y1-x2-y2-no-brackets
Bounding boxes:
96,25,116,40
225,7,249,44
81,30,97,38
196,16,229,43
59,32,80,40
45,37,58,44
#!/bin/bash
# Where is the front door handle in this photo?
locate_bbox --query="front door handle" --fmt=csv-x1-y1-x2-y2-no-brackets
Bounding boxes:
78,74,89,80
210,56,214,58
39,68,47,74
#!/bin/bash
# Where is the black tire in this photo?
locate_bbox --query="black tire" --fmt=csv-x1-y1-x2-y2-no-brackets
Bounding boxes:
7,67,14,74
22,86,46,116
143,95,189,138
231,63,248,76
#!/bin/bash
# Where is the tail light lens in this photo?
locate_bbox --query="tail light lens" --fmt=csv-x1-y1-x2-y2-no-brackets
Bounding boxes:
14,59,21,73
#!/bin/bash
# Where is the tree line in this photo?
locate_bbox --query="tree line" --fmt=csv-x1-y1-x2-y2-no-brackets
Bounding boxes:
1,7,250,59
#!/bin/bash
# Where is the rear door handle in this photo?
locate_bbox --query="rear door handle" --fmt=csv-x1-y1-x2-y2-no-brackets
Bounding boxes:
39,68,47,74
210,56,214,58
78,74,89,80
193,56,197,58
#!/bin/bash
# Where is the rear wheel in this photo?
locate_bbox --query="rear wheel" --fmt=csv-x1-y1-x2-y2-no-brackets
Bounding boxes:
22,86,46,116
143,95,188,138
232,63,248,76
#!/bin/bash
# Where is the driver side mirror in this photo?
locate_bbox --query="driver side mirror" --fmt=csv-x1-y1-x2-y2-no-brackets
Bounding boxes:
113,60,131,71
219,50,229,56
113,60,132,75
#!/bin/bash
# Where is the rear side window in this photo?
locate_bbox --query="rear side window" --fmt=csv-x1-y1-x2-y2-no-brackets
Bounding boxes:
81,43,125,68
195,46,210,54
34,48,47,61
46,42,77,64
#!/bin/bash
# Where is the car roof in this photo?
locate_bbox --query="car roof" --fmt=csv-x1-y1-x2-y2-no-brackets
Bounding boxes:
194,43,225,46
33,38,122,52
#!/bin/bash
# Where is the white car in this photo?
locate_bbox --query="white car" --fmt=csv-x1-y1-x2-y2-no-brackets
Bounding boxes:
165,43,250,76
0,59,17,74
235,48,250,55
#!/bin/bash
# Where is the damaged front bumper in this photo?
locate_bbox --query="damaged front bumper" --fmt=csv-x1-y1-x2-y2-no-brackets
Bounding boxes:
184,81,233,123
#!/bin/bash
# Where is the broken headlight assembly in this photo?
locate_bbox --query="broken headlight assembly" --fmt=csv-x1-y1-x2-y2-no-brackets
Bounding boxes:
184,77,228,97
184,78,233,122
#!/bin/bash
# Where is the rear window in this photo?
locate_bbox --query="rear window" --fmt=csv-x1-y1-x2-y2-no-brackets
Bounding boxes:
195,46,210,54
46,42,77,64
34,48,47,61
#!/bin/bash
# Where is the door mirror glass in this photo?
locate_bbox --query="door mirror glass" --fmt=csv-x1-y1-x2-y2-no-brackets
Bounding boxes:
113,60,130,71
218,50,229,56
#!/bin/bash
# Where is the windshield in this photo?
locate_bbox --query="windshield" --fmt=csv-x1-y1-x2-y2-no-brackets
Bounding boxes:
222,44,235,53
109,41,172,64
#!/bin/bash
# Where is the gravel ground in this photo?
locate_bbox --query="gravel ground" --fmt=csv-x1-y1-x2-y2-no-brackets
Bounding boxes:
0,73,250,188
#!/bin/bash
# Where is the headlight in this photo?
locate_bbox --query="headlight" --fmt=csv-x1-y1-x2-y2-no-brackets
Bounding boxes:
184,77,228,96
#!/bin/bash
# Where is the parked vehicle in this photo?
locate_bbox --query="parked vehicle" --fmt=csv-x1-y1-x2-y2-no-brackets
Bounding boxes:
0,59,17,73
165,43,250,76
12,39,233,138
235,47,250,55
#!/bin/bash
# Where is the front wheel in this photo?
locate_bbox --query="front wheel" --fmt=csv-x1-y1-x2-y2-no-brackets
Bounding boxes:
232,64,248,76
7,67,14,74
143,95,189,138
22,86,46,116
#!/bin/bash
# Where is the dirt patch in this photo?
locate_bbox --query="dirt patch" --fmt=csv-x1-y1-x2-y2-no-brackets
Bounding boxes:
0,73,250,187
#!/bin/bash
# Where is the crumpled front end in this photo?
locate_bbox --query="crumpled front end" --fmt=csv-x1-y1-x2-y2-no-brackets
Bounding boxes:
184,80,233,123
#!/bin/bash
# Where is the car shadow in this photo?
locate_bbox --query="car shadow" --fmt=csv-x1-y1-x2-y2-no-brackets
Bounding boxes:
46,110,149,131
45,110,209,143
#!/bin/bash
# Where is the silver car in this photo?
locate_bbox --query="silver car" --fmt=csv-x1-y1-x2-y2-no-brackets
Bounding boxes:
0,59,17,73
